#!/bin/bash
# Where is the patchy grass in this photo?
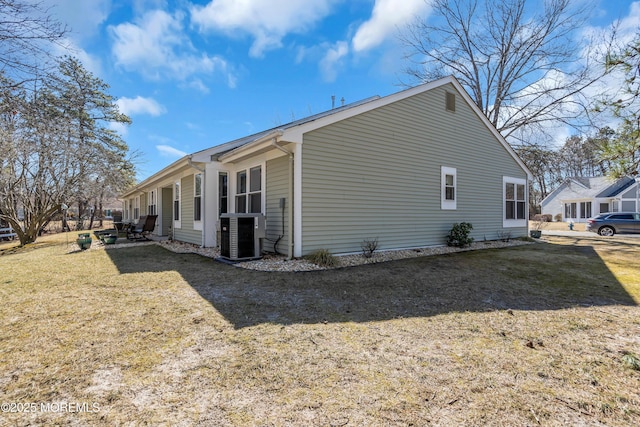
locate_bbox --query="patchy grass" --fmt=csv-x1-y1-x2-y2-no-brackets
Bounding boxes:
530,220,586,232
0,233,639,425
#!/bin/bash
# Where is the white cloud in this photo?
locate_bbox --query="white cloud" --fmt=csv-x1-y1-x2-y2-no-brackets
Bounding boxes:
569,1,640,134
190,0,337,57
110,122,129,136
132,0,168,16
184,78,210,94
320,41,349,82
111,96,165,136
47,37,104,77
352,0,429,52
45,0,111,40
109,10,237,87
616,1,640,36
116,96,166,116
156,145,188,158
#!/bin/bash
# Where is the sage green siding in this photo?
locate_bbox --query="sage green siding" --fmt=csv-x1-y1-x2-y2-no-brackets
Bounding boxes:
173,174,201,245
265,156,289,254
301,83,527,255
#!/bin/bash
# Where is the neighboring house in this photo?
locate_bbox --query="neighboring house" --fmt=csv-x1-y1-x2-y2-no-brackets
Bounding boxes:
120,76,532,258
541,176,639,222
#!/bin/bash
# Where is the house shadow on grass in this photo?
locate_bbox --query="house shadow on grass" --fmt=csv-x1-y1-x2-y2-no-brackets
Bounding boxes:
105,240,637,329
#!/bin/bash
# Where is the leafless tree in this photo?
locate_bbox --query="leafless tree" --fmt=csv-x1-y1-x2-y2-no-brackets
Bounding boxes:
0,58,134,245
0,0,68,86
400,0,614,145
0,72,76,243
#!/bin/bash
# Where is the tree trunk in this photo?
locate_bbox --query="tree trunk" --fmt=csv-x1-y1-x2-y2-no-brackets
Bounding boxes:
88,201,96,230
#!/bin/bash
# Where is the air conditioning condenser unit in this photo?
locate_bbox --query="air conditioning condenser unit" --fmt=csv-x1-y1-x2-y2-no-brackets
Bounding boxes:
219,213,266,261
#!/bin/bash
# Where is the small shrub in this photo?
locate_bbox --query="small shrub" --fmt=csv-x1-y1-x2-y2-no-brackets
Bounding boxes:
305,248,339,267
447,222,474,248
361,238,379,258
554,213,562,222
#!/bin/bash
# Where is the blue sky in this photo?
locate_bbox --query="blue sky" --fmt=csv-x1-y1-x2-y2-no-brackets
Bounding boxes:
44,0,640,181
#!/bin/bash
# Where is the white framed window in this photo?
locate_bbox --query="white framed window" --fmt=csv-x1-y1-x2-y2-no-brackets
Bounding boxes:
148,190,157,215
235,165,262,213
133,196,140,220
503,176,527,227
174,181,181,228
441,166,457,210
580,201,592,219
194,174,202,230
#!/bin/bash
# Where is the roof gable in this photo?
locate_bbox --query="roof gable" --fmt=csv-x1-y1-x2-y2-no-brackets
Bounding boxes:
127,75,532,194
596,176,635,197
217,76,532,178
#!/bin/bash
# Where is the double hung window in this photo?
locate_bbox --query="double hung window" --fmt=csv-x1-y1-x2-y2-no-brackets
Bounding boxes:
148,190,157,215
194,174,202,222
441,166,457,210
504,177,527,227
235,166,262,213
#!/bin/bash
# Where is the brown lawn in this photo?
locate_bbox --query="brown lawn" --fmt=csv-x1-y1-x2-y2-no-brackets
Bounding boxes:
0,231,638,425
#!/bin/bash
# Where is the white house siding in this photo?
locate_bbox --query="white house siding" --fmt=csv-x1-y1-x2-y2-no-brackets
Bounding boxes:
300,84,527,255
265,155,290,254
173,174,201,245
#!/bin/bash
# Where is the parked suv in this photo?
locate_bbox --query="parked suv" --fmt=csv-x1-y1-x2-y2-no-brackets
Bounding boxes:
586,212,640,236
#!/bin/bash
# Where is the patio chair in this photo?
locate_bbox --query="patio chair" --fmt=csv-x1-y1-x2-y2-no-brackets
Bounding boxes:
126,215,157,241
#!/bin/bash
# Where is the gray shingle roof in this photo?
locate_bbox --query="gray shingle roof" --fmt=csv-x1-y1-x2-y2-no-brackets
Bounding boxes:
595,176,635,197
542,176,635,206
194,95,381,160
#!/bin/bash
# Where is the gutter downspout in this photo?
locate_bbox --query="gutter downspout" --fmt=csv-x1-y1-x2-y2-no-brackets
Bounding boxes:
188,155,206,247
271,138,294,260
